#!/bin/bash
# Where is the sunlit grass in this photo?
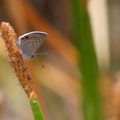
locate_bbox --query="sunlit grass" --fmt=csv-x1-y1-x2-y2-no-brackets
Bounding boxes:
70,0,101,120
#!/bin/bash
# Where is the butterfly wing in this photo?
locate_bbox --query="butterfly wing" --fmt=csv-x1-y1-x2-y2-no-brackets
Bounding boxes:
19,31,47,57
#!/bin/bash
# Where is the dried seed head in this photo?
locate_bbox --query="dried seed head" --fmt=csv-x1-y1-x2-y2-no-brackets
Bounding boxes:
1,22,33,96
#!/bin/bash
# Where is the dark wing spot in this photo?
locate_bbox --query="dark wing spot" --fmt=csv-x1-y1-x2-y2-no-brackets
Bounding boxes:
25,36,29,39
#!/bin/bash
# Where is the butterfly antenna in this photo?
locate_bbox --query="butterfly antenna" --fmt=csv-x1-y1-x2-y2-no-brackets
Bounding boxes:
34,55,45,68
35,52,48,55
42,65,45,68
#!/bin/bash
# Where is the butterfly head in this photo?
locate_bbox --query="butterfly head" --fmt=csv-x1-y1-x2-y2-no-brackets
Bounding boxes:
20,50,34,59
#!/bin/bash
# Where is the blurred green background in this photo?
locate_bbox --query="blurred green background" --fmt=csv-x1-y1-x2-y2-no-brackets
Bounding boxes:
0,0,119,120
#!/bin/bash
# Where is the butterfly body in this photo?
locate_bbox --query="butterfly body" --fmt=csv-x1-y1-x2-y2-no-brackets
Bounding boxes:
15,31,47,59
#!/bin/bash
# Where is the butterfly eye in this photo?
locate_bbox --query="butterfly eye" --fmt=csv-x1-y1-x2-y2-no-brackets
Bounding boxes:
30,55,34,59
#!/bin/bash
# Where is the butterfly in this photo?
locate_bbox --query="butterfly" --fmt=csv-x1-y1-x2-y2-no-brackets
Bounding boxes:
15,31,48,59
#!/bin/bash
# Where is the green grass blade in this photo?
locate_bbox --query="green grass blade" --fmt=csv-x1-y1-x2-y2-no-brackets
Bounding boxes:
70,0,101,120
30,94,45,120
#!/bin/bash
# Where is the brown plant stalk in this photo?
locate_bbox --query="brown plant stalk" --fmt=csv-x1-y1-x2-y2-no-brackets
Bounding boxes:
1,22,33,96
